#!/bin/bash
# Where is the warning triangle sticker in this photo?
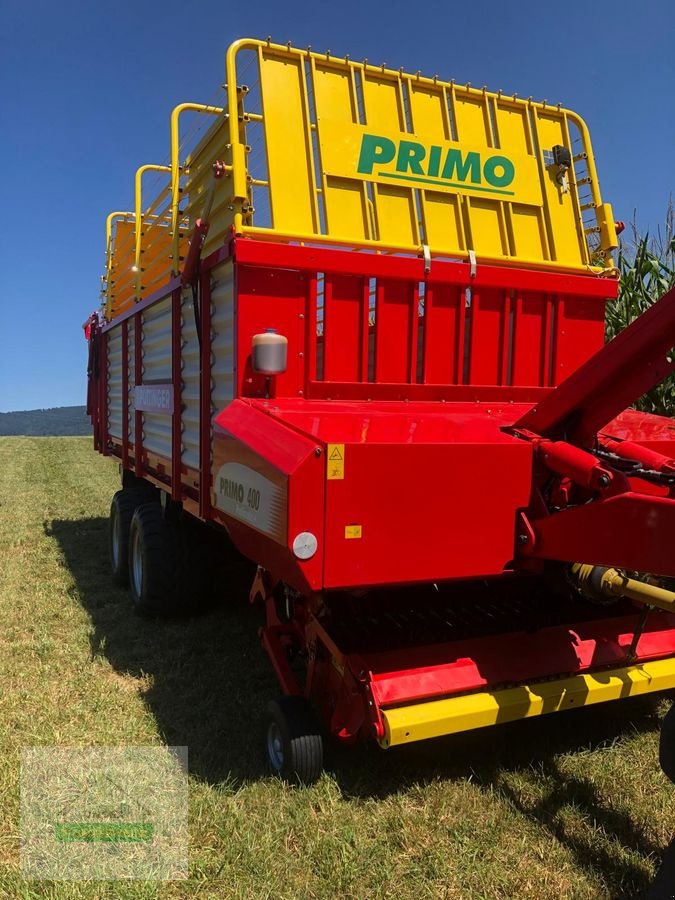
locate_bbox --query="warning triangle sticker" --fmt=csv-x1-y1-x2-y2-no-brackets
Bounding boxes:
329,447,343,461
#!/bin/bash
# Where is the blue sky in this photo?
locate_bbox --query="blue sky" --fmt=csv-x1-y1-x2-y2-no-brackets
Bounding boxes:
0,0,673,412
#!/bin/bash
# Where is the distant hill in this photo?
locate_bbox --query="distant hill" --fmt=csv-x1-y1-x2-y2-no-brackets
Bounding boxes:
0,406,91,436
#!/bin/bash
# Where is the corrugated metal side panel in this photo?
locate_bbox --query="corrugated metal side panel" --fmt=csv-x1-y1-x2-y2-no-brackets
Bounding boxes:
107,327,123,439
210,263,235,446
143,411,172,460
142,296,172,380
128,318,135,445
142,294,172,459
181,290,200,471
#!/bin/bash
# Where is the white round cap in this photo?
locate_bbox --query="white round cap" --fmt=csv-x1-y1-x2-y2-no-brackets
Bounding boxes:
292,532,318,560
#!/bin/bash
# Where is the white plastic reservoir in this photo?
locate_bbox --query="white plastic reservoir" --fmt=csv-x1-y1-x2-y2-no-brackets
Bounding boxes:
252,329,288,374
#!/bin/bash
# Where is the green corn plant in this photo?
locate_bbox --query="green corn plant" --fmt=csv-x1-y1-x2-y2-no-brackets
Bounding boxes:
605,200,675,416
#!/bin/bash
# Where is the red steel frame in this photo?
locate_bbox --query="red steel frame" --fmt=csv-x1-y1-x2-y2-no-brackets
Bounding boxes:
198,269,213,520
232,239,614,400
88,241,675,566
171,287,182,500
93,237,618,479
121,318,129,470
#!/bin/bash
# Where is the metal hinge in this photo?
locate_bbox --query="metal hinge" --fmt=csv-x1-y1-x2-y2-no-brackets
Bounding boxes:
420,243,431,276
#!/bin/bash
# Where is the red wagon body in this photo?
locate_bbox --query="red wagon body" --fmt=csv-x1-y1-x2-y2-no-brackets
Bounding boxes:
85,39,675,780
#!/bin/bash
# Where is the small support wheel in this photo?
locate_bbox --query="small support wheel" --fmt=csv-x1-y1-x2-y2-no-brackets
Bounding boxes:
266,696,324,784
110,489,155,587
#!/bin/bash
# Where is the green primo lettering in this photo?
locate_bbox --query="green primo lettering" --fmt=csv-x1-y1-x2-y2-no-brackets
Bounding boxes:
357,135,396,175
395,140,426,175
483,155,515,188
441,150,481,184
355,133,516,194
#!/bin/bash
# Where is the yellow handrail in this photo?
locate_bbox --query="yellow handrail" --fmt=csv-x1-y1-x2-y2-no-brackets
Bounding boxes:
106,211,133,257
169,103,224,274
225,44,251,235
104,211,133,318
134,164,171,297
566,111,618,266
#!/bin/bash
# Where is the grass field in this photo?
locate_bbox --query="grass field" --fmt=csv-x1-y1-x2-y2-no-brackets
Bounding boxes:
1,436,674,898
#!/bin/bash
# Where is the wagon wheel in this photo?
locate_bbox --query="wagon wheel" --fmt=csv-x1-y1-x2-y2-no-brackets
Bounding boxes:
127,501,221,616
128,502,179,616
109,489,157,587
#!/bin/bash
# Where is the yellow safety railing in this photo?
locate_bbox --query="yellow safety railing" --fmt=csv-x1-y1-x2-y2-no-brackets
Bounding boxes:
134,164,171,298
181,111,235,260
222,38,617,273
103,211,134,319
103,39,619,320
169,103,224,273
104,104,224,318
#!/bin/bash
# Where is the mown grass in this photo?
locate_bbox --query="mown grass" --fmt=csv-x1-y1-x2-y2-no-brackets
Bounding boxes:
1,436,674,898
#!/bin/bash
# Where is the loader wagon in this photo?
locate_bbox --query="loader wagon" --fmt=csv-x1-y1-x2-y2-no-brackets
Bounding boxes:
85,38,675,783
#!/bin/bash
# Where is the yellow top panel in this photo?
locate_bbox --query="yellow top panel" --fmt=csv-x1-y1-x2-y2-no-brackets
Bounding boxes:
103,39,620,318
224,39,617,273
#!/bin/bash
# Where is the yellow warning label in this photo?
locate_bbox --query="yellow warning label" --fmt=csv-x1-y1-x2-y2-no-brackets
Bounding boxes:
345,525,362,539
327,443,345,480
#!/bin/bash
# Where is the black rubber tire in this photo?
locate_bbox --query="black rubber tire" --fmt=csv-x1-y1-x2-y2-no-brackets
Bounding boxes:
128,502,178,616
266,696,324,785
109,489,154,587
659,702,675,784
175,514,217,614
128,502,222,616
